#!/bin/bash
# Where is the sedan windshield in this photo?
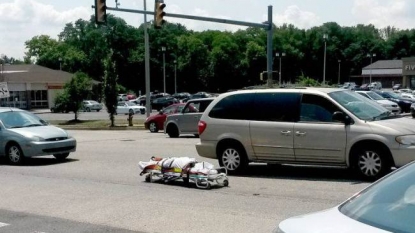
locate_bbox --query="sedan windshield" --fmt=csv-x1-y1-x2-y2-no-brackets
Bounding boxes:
366,91,385,100
339,163,415,233
0,111,48,129
328,90,387,121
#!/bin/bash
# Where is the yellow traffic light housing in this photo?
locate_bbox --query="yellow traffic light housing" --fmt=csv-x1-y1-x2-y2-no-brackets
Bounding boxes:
95,0,107,24
154,0,166,29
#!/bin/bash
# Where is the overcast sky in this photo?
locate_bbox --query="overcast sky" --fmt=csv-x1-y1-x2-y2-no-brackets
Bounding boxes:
1,0,414,60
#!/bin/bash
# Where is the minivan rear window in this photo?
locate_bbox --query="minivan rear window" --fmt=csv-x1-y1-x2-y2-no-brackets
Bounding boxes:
208,93,255,120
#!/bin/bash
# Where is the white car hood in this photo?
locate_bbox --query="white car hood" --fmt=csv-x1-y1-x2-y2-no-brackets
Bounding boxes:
376,99,396,106
10,125,68,139
278,207,390,233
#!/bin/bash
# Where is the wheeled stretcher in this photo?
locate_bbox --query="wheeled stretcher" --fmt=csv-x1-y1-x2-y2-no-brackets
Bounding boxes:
139,156,229,189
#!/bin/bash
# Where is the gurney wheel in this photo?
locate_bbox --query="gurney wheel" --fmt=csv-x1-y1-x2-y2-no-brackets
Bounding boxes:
223,180,229,187
183,177,190,186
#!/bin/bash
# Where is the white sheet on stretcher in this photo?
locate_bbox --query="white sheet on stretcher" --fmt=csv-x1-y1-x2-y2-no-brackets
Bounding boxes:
138,157,218,175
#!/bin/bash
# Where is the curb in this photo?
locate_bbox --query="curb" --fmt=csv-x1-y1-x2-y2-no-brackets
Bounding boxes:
56,125,147,131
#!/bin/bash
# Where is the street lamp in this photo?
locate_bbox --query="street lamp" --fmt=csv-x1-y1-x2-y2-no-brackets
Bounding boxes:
174,60,177,94
162,46,166,93
367,53,376,84
275,52,285,86
322,34,328,85
338,60,341,85
59,57,62,71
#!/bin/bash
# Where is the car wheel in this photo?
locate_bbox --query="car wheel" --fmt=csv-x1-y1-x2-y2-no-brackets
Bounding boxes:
149,122,159,133
353,146,390,180
86,107,91,112
412,112,415,118
54,153,70,161
6,143,24,165
166,124,179,138
218,143,248,174
97,110,100,112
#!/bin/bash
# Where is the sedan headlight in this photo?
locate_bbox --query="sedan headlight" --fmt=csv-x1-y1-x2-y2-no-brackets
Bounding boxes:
396,135,415,145
28,135,44,142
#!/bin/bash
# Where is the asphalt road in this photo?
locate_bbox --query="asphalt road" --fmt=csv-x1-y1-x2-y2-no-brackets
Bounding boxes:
0,130,371,233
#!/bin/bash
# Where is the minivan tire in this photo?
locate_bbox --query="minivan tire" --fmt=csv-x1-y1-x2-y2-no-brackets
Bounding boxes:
353,146,390,180
218,144,248,174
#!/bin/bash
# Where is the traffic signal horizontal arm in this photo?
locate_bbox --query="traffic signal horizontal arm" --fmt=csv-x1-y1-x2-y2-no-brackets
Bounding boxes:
92,6,270,29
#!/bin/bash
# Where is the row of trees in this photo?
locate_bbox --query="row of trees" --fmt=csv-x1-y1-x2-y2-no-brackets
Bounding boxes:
19,14,415,96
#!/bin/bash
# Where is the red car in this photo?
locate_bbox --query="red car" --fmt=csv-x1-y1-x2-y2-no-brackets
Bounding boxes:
144,103,185,133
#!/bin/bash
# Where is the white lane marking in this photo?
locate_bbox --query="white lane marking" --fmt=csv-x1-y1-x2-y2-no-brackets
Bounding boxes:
0,222,9,227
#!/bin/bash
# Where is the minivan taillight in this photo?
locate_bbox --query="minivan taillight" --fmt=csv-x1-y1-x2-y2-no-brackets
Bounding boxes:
198,121,207,135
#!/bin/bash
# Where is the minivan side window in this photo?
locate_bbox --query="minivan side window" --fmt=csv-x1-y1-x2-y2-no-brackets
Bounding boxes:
208,94,254,120
252,92,300,122
300,94,342,123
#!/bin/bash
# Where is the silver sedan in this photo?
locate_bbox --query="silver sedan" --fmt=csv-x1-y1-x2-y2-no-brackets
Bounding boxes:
0,107,76,165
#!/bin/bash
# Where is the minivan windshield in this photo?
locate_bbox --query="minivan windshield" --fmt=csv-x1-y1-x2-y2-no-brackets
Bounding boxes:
328,90,388,121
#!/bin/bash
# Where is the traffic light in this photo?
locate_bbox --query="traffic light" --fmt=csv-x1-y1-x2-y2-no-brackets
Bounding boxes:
154,0,166,29
95,0,107,24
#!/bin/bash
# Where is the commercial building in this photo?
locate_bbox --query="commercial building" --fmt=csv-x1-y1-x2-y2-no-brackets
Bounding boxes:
0,64,72,109
351,57,415,89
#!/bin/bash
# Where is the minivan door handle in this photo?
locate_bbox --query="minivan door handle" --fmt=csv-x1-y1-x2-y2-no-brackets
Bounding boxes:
281,130,291,136
295,131,307,136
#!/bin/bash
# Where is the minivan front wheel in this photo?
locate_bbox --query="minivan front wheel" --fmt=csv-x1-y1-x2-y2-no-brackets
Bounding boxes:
353,147,390,180
219,144,247,174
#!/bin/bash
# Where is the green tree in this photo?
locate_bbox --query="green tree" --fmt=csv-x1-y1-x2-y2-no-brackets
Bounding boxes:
64,72,93,121
103,53,119,127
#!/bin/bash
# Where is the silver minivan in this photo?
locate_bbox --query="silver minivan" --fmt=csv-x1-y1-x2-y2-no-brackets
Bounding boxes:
196,88,415,179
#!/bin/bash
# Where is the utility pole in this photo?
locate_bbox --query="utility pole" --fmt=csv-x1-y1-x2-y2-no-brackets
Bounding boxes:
323,34,328,85
162,46,166,93
144,0,151,117
174,60,177,94
338,60,341,84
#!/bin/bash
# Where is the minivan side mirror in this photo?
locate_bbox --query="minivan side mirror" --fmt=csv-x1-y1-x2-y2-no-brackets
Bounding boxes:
332,111,352,125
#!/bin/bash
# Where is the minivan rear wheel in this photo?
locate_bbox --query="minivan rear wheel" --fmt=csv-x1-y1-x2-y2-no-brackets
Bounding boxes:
353,147,390,180
166,124,179,138
219,144,248,174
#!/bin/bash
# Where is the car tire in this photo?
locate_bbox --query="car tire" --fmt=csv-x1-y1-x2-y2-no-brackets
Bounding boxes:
352,146,391,180
54,153,70,161
149,122,159,133
6,143,25,165
218,143,248,175
166,124,179,138
97,110,100,112
86,107,91,112
412,112,415,118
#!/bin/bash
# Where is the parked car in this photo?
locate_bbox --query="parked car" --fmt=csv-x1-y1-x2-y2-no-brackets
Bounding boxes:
172,92,191,102
342,82,357,90
82,100,103,112
392,83,402,90
275,161,415,233
373,90,415,113
144,103,186,133
196,88,415,179
357,83,370,91
0,108,77,164
164,98,215,138
118,94,128,101
355,90,401,114
368,81,382,90
116,101,146,115
50,102,70,113
400,93,415,100
151,96,179,111
411,103,415,118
